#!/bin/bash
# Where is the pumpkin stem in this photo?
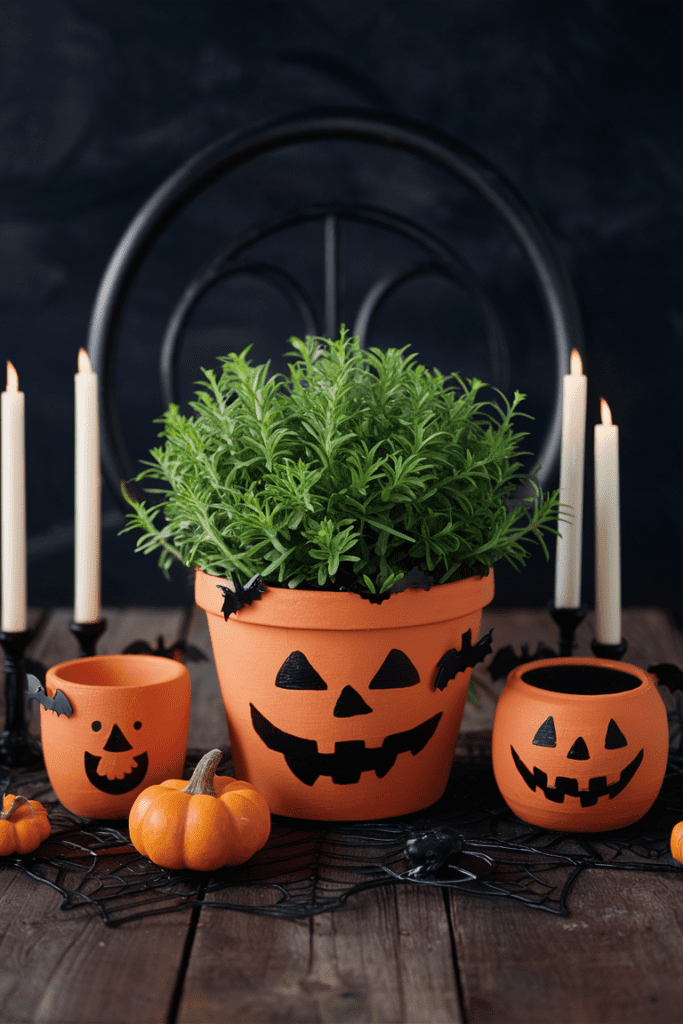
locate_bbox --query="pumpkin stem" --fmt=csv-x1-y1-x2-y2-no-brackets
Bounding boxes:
181,749,223,797
0,795,33,821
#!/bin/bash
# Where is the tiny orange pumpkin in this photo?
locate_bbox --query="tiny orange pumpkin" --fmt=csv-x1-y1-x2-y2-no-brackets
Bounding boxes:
670,822,683,864
128,748,271,871
0,794,51,856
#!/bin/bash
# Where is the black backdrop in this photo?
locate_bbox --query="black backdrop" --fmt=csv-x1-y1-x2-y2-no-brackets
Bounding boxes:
1,0,682,615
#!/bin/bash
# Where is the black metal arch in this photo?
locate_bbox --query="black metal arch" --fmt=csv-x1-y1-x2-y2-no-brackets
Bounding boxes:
88,107,583,508
160,260,320,410
159,200,509,412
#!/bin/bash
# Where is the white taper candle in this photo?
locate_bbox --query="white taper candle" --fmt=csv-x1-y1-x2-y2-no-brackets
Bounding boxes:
74,348,101,623
554,348,587,609
594,398,621,645
1,362,27,632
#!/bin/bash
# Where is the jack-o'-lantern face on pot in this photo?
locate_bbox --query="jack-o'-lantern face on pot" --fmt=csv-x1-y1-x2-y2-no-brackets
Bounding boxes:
248,629,491,792
251,647,443,787
84,717,149,795
492,659,669,832
40,655,191,819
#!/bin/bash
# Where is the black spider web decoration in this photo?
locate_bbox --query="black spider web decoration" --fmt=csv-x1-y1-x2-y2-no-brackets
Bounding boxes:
3,734,683,927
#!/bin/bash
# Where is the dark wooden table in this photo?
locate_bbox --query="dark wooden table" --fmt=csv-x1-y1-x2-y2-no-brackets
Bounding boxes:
2,604,683,1024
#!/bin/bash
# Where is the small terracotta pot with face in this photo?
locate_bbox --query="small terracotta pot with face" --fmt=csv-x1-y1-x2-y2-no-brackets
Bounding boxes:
492,657,669,832
41,654,191,819
195,567,494,821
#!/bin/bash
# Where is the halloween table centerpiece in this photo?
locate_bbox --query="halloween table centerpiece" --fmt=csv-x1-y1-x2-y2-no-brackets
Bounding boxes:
123,331,559,819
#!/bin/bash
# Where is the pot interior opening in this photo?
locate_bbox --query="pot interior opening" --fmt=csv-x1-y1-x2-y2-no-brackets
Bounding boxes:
520,664,641,695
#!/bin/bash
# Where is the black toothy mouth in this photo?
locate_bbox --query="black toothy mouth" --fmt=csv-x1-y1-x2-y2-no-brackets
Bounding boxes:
510,746,644,807
84,751,149,795
250,703,442,786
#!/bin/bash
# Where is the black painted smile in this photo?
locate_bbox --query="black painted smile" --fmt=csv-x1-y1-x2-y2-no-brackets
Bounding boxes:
510,746,644,807
250,703,442,786
84,751,149,795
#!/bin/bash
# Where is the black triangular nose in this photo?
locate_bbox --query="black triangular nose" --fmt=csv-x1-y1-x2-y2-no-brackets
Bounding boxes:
103,723,133,752
567,736,590,760
333,686,373,718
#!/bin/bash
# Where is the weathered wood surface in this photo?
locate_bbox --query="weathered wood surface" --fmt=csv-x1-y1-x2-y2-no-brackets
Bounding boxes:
0,605,681,1023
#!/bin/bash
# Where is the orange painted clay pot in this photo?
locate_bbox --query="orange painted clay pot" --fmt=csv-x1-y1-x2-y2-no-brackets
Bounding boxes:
492,657,668,832
41,655,191,819
195,567,494,820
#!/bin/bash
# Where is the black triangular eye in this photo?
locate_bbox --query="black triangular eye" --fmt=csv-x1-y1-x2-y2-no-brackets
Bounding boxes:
605,719,627,749
532,716,557,747
369,649,420,689
275,651,327,690
567,737,590,760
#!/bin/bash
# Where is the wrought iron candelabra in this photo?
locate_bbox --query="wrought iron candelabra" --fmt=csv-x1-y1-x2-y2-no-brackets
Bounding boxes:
0,628,42,767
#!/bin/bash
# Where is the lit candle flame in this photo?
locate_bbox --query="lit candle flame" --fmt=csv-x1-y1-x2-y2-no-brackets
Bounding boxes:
570,349,583,376
600,397,612,426
78,348,93,374
5,361,19,393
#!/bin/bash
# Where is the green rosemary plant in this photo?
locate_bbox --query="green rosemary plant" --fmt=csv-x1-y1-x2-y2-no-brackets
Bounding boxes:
122,329,560,595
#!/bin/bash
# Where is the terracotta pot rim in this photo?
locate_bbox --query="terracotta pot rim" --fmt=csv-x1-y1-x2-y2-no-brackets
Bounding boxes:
507,656,654,701
48,653,188,690
195,566,494,630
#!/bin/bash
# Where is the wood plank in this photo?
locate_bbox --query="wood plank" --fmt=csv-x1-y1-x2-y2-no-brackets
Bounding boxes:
0,607,195,1024
177,883,462,1024
450,868,683,1024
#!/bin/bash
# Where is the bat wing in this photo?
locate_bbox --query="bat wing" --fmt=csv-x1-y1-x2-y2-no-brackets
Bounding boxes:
51,689,74,717
434,628,495,691
488,644,525,680
648,662,683,692
26,675,73,717
172,641,208,663
123,641,154,655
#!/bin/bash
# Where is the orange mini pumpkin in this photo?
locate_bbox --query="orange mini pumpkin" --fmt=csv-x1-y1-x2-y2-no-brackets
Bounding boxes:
128,749,271,871
0,794,51,855
670,822,683,864
492,657,669,832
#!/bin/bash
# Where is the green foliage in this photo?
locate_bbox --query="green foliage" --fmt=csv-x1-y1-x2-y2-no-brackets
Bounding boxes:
122,329,560,593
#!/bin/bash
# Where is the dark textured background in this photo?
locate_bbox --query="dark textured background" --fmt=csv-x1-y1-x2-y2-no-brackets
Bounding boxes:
1,0,681,615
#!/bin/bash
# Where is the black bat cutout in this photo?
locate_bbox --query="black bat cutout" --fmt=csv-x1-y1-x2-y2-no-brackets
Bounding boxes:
358,588,392,605
26,674,73,717
488,641,557,681
390,567,435,594
434,628,494,691
123,636,207,662
218,574,265,619
647,663,683,692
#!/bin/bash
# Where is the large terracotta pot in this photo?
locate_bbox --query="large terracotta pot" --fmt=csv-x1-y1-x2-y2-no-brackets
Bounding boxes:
492,657,669,832
196,568,494,820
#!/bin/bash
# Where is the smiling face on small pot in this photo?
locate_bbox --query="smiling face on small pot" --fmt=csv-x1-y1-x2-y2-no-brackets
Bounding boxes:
42,655,191,819
492,658,669,832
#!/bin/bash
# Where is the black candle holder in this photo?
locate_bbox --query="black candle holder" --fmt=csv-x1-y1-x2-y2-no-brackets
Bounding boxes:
591,636,628,661
0,628,43,767
548,602,589,658
69,618,108,658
